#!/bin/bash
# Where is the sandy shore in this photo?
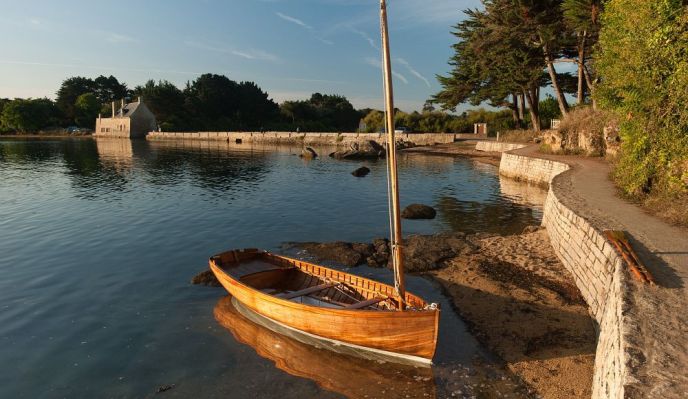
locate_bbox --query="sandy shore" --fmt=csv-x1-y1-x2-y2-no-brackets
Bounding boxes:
281,227,597,398
403,141,503,166
431,229,596,399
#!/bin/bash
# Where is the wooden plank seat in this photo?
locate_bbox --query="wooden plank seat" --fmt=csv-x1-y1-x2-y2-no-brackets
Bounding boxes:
278,283,336,300
344,297,387,309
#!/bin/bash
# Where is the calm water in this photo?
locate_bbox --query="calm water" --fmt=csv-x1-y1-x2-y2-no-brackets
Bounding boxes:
0,138,545,398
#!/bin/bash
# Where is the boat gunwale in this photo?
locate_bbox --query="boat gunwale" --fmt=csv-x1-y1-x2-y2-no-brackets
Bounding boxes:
209,250,439,318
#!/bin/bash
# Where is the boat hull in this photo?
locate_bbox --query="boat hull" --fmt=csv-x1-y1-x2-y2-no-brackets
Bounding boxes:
209,249,439,362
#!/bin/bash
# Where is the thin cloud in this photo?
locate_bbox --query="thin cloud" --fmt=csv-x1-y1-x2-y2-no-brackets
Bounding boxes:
231,49,279,62
316,37,334,45
106,33,137,44
349,27,378,50
364,57,408,84
185,41,279,62
396,58,431,88
276,12,334,45
276,12,312,30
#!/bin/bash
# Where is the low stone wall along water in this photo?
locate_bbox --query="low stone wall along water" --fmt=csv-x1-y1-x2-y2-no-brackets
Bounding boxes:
146,131,457,146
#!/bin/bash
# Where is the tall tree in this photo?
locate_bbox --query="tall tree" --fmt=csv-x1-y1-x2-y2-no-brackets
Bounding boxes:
56,77,95,124
134,80,188,130
501,0,571,116
434,5,545,130
562,0,602,107
74,93,101,128
93,75,129,105
184,74,241,130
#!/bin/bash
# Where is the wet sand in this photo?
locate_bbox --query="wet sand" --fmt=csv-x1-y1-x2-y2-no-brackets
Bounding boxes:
430,229,596,399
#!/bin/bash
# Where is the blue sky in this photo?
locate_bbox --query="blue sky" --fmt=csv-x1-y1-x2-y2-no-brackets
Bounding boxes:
0,0,482,112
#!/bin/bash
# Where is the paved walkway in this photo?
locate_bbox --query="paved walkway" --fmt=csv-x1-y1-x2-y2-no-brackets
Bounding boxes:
512,145,688,397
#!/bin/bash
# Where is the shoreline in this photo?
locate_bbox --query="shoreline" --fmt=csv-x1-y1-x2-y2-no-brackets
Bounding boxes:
429,229,595,399
288,229,596,398
402,141,503,166
0,134,92,139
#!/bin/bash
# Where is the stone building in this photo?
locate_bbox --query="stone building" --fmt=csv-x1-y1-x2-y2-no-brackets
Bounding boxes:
94,97,156,139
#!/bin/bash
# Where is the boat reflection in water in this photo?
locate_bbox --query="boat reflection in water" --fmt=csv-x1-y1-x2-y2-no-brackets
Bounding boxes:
214,296,437,399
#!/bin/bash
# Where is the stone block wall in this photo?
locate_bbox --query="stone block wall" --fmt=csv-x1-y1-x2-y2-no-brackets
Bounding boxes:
542,183,628,399
475,141,528,152
145,131,456,146
499,152,570,186
497,146,632,399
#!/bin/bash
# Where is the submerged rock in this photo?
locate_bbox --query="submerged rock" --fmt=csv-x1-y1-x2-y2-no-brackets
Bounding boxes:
401,204,437,220
351,166,371,177
191,269,221,287
156,384,176,393
300,147,318,159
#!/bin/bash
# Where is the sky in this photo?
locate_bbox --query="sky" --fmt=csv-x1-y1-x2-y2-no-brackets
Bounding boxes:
0,0,483,112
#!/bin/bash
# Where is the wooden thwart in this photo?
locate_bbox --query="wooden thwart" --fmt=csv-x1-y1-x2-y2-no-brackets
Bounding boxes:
604,230,655,285
344,297,387,309
279,283,337,300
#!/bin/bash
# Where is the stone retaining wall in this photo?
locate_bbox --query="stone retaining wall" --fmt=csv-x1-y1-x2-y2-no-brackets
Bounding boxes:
497,147,632,399
475,141,528,152
146,131,456,146
499,152,570,186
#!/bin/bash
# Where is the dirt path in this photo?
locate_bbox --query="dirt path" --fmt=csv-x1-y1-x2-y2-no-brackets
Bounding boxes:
431,229,596,399
512,145,688,396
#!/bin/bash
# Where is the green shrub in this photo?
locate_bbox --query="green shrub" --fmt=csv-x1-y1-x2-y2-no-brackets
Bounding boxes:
596,0,688,201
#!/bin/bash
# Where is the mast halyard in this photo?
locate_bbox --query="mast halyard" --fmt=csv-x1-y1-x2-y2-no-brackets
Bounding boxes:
380,0,406,310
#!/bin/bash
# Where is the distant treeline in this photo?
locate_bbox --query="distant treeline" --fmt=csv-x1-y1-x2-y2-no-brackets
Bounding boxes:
0,73,544,135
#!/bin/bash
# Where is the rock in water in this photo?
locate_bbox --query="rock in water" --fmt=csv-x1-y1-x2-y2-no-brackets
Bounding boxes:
351,166,371,177
366,238,390,268
191,270,221,287
401,204,437,219
292,241,370,267
300,147,318,159
330,140,386,160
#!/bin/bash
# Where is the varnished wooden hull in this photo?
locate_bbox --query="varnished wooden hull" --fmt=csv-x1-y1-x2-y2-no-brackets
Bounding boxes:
209,249,439,363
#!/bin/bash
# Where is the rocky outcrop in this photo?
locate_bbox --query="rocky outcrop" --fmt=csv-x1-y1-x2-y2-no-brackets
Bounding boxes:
290,233,477,272
191,270,221,287
288,241,373,268
351,166,371,177
330,140,386,160
401,204,437,219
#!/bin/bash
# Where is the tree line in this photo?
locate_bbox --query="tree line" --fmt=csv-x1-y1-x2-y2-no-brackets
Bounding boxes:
0,73,525,135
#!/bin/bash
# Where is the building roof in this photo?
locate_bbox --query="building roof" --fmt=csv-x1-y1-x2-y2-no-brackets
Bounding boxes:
117,102,141,118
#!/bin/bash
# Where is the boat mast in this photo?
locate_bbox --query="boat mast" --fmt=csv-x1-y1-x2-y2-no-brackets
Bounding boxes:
380,0,406,310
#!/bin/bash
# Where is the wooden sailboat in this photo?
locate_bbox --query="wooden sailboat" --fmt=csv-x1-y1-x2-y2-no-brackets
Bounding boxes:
209,0,439,365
